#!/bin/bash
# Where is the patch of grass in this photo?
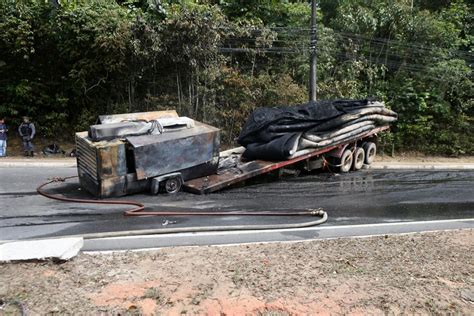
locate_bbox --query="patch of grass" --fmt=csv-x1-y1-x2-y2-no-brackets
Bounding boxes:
125,305,143,316
231,268,245,287
142,287,166,305
190,284,213,306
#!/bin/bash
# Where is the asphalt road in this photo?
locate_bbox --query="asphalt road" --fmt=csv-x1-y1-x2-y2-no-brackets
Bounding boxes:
1,166,473,246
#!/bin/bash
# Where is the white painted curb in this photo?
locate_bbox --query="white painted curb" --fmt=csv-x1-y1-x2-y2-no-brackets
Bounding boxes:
0,160,76,168
0,237,83,262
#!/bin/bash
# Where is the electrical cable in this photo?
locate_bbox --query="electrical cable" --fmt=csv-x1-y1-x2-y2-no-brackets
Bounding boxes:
222,30,473,61
221,27,472,58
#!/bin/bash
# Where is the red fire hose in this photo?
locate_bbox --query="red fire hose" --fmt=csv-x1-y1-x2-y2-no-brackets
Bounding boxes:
36,176,327,236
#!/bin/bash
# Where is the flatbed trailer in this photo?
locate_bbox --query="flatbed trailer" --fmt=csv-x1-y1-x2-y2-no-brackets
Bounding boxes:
183,125,389,194
76,109,389,198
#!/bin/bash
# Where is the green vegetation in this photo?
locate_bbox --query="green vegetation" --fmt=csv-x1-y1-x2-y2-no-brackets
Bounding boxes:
0,0,472,154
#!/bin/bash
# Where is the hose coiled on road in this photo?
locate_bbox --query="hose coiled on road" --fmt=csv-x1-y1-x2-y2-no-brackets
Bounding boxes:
36,176,327,237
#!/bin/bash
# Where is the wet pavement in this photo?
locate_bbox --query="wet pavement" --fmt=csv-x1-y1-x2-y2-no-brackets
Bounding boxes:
0,167,473,241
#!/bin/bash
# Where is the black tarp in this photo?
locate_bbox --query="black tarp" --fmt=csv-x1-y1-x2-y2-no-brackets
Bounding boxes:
237,99,397,160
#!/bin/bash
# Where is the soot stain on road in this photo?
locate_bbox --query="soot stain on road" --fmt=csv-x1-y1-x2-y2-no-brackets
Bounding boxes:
0,169,473,239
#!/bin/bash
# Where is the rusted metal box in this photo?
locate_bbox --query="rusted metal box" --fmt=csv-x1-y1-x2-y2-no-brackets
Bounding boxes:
127,122,220,180
75,112,220,198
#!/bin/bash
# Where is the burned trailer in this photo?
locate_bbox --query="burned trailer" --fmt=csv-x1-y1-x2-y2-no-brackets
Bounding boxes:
76,101,396,197
75,110,220,198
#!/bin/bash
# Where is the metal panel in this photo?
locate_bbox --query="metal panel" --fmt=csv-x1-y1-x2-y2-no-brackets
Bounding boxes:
98,110,178,124
89,121,157,141
75,132,98,181
127,122,220,180
79,172,149,198
97,143,127,179
78,172,100,197
99,174,149,198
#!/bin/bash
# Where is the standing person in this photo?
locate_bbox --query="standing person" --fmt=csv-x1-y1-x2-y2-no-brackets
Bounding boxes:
18,116,35,157
0,117,7,157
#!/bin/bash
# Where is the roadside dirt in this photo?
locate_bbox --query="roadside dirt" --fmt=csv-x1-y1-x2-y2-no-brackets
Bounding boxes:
2,137,75,157
1,230,473,315
377,152,474,164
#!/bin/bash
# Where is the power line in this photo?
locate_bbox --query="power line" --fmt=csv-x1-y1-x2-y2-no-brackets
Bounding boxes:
218,46,471,82
219,27,473,60
222,36,473,61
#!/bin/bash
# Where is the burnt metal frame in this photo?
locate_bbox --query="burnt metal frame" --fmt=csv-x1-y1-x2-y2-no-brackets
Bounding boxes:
76,121,220,198
183,126,389,194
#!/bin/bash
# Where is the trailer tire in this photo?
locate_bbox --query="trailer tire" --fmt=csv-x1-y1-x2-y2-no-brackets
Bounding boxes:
339,149,353,173
163,177,182,194
352,147,365,171
363,142,377,165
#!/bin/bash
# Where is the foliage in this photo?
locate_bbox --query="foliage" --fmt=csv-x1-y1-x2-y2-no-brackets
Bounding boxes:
0,0,472,155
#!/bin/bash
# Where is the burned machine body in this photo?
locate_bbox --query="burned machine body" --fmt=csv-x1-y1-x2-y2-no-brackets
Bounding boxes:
76,111,220,198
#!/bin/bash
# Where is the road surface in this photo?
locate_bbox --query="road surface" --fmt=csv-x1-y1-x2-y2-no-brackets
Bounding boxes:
0,166,473,250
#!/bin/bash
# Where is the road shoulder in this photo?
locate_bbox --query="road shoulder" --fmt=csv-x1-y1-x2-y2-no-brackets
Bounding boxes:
0,229,472,314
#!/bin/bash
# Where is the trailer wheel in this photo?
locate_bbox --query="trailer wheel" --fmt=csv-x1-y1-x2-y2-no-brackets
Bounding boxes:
352,147,365,170
164,177,182,194
339,149,353,173
363,142,377,165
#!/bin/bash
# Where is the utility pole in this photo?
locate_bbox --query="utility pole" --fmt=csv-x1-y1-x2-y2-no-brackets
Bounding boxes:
309,0,317,102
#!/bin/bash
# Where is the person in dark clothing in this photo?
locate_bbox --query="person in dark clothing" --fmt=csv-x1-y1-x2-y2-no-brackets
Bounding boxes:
18,116,36,157
0,117,8,157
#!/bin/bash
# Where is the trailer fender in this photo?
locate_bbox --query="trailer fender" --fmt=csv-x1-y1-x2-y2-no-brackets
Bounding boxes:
325,143,350,159
150,172,183,195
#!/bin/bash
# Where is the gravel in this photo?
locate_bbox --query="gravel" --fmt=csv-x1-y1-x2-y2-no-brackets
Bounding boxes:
0,229,472,315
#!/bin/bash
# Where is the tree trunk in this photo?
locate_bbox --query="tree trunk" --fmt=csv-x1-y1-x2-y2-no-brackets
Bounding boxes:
251,53,256,77
176,70,181,113
188,72,192,117
195,72,199,119
202,79,207,122
128,80,132,112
